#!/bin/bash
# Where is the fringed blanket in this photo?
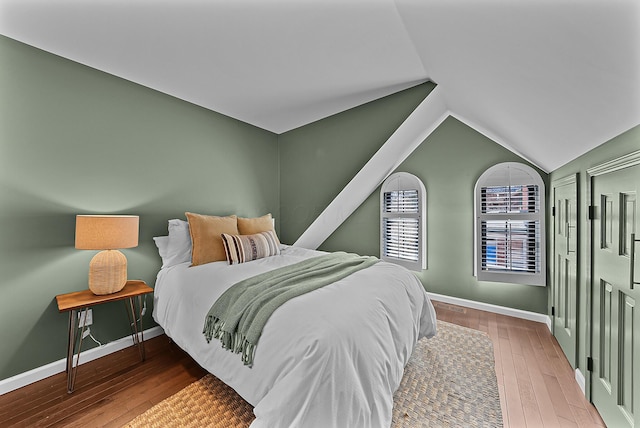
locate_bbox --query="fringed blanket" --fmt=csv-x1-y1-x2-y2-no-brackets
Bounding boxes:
203,252,378,366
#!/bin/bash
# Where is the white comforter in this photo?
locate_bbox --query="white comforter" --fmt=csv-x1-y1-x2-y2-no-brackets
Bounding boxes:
153,246,437,428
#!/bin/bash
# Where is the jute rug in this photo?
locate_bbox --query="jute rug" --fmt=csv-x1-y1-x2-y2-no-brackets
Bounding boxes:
125,321,502,427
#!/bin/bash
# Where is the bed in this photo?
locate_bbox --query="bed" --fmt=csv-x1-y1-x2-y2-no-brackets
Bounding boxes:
152,216,437,428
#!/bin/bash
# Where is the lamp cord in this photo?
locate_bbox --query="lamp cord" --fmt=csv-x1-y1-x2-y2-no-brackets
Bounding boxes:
85,328,103,347
130,294,147,327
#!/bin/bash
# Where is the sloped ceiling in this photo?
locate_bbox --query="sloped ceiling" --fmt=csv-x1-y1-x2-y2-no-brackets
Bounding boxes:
0,0,638,172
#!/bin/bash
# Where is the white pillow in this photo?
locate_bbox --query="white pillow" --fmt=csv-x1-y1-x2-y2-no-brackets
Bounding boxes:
153,235,171,266
154,219,192,268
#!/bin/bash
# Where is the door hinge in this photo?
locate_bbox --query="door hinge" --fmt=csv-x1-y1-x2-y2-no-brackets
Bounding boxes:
588,205,595,220
551,306,555,316
587,356,594,372
552,207,555,217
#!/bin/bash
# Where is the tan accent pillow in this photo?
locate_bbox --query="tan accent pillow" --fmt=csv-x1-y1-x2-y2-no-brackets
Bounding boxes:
237,213,274,235
185,212,239,266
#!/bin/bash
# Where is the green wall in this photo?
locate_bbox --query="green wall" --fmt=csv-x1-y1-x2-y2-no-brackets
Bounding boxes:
0,36,279,381
278,82,436,248
6,29,633,386
548,125,640,381
279,87,549,314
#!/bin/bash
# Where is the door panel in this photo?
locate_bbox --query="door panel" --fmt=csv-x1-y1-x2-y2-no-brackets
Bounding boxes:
591,164,639,428
598,280,613,392
552,178,577,367
622,194,636,256
620,294,635,419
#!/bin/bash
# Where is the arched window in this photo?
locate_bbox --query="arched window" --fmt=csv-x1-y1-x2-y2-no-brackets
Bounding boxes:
474,162,546,286
380,172,426,271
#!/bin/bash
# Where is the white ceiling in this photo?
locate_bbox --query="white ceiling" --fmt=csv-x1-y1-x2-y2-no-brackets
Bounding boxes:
1,0,638,172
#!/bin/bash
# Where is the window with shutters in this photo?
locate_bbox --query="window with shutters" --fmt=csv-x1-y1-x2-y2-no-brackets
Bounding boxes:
474,162,546,286
380,172,426,271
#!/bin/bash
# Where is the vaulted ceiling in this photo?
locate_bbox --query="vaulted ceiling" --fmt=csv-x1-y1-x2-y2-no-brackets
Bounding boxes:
1,0,638,172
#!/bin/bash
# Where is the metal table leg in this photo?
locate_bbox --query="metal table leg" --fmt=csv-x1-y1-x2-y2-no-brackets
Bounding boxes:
125,296,146,361
66,308,89,393
66,309,77,393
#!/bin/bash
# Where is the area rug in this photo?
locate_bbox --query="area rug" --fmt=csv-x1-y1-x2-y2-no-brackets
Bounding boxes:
125,320,502,427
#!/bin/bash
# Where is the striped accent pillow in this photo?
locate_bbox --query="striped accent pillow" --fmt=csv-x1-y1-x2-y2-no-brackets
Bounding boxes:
221,230,281,265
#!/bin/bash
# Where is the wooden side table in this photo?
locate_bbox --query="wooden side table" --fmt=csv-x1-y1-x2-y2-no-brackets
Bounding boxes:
55,280,153,393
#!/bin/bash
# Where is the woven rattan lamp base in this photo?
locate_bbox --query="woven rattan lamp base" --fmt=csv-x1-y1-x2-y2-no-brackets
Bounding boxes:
88,250,127,295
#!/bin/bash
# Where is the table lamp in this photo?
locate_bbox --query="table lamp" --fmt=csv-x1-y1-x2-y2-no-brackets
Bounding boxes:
75,215,139,295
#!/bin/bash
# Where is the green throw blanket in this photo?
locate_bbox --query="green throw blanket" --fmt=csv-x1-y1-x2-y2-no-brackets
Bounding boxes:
203,252,379,367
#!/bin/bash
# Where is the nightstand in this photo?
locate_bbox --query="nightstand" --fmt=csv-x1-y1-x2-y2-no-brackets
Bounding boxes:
55,280,153,393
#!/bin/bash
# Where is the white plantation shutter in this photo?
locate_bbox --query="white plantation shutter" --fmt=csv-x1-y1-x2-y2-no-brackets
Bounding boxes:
475,163,546,286
381,173,426,271
383,192,419,261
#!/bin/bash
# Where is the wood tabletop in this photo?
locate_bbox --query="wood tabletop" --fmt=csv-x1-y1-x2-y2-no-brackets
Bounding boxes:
56,280,153,312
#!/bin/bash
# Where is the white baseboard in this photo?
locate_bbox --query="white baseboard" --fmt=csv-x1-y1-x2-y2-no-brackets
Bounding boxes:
575,368,586,396
0,326,164,396
427,292,552,331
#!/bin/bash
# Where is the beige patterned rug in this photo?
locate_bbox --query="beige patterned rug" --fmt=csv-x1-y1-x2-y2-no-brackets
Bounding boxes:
125,321,502,427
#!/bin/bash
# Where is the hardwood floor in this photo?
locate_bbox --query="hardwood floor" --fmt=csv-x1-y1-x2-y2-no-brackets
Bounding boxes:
0,302,605,427
434,302,606,428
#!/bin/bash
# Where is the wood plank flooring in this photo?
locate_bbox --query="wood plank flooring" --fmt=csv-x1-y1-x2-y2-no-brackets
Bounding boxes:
0,301,605,427
434,301,605,428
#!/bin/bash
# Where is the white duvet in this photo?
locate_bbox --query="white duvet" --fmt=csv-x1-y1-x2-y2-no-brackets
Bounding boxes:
153,246,437,428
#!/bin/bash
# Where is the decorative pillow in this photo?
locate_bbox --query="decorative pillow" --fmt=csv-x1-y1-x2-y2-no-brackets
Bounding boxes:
237,213,274,235
221,230,281,265
153,219,193,268
186,212,239,266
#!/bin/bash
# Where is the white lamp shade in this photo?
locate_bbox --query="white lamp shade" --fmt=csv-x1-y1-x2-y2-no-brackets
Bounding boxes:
75,215,139,250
